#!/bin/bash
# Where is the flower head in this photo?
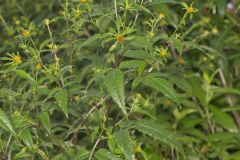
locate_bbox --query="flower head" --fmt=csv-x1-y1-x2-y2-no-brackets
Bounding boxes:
164,99,172,107
187,6,194,13
159,13,165,19
80,0,87,3
12,54,22,65
22,29,31,38
116,34,125,42
159,48,168,57
135,146,142,153
43,19,50,26
36,63,42,70
212,27,218,34
178,57,185,65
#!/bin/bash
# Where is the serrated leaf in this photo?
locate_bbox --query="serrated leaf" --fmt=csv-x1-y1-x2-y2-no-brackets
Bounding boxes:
170,76,192,94
173,38,183,55
143,75,179,103
73,148,89,160
210,106,238,133
114,130,135,160
94,149,120,160
132,4,151,14
105,69,127,115
184,42,210,56
15,70,34,82
135,120,184,154
130,36,152,48
0,109,15,134
119,60,145,69
19,128,33,147
125,50,154,60
39,112,51,133
55,89,68,117
77,34,102,50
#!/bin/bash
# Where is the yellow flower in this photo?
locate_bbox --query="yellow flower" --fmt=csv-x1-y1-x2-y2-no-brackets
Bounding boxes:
136,93,142,99
164,99,172,107
73,95,81,101
212,27,218,34
43,19,50,26
178,57,185,65
203,30,210,36
135,146,142,153
116,34,125,42
80,0,87,3
73,8,81,17
12,55,22,64
187,6,195,14
22,29,31,37
15,20,20,25
159,13,165,19
159,48,168,57
36,63,42,70
12,16,17,21
204,18,210,24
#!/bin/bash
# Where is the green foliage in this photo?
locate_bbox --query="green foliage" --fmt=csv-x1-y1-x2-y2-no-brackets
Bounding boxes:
0,0,240,159
105,69,126,115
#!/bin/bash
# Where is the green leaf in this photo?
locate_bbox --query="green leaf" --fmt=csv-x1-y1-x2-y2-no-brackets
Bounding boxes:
130,36,152,48
143,75,179,103
189,76,206,106
114,130,135,160
105,69,127,115
170,75,192,94
73,148,89,160
151,0,177,5
132,4,151,14
77,34,102,50
210,106,238,133
207,132,239,142
184,42,210,56
55,89,68,117
173,38,183,55
119,60,145,69
28,47,38,57
0,109,15,134
19,128,33,147
39,112,51,133
125,50,154,60
15,70,34,82
152,33,169,44
94,149,120,160
212,87,240,96
217,0,226,16
135,120,184,154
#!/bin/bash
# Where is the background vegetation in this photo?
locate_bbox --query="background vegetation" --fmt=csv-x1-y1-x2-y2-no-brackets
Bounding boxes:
0,0,240,159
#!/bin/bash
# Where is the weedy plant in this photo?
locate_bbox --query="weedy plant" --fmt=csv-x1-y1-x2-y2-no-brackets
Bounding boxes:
0,0,240,159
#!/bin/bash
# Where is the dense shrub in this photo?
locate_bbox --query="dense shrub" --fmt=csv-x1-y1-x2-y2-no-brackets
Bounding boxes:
0,0,240,159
